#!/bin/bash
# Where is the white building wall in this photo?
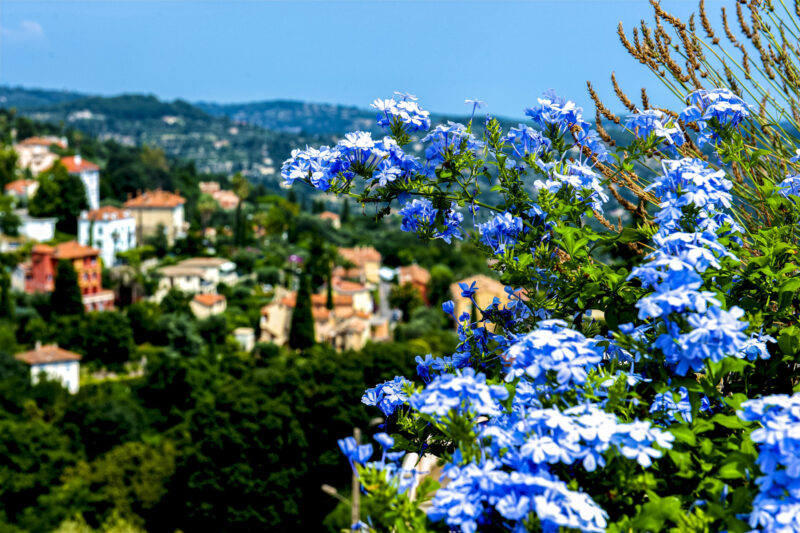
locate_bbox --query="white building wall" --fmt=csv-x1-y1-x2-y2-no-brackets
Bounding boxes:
19,217,56,242
80,170,100,211
78,216,137,266
30,361,80,394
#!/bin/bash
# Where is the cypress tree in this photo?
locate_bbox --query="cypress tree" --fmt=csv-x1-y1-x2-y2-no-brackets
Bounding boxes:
325,270,333,310
0,269,13,319
340,200,350,224
288,270,315,350
51,260,85,316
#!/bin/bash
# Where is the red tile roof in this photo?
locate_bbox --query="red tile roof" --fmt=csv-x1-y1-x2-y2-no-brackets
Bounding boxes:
54,241,99,260
81,206,132,222
61,155,99,173
4,179,36,195
333,279,369,293
18,136,67,149
32,244,55,255
192,293,226,307
319,211,340,221
124,189,186,209
15,344,82,365
399,264,431,285
338,246,381,266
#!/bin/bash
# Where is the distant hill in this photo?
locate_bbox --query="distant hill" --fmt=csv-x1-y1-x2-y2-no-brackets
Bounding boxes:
0,86,88,110
196,100,379,135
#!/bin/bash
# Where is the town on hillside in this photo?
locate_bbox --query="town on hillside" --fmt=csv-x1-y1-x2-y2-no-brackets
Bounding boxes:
0,118,504,393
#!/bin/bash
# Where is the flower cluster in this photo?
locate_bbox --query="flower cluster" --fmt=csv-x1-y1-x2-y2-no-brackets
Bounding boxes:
679,88,752,146
372,93,431,134
476,212,524,254
281,132,423,191
738,394,800,533
535,161,609,211
409,367,509,418
625,109,685,148
422,122,484,165
398,199,463,243
630,158,752,375
525,89,590,134
503,319,604,393
777,174,800,200
649,387,710,423
503,124,552,159
362,376,411,417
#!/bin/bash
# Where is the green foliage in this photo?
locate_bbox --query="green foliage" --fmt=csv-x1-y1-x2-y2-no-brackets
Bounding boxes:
52,260,85,316
289,270,315,350
389,282,424,322
29,162,87,234
0,195,21,236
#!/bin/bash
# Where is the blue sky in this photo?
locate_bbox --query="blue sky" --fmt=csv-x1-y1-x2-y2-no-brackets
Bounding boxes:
0,0,727,118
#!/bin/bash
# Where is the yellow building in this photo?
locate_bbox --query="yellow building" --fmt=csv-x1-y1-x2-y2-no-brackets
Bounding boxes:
124,189,186,246
449,274,517,324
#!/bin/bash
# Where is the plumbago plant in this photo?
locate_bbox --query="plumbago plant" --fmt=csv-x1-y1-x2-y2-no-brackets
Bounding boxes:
283,20,800,533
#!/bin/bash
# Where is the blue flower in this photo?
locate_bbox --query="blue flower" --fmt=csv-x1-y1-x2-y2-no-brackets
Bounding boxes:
374,433,394,449
679,88,752,146
626,109,685,147
422,122,484,165
777,174,800,199
399,198,436,233
409,367,509,418
459,281,479,299
524,90,590,134
476,212,524,254
503,124,552,159
338,436,374,465
372,96,431,134
362,376,411,417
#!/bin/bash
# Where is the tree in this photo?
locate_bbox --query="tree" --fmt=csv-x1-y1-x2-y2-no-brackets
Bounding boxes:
51,260,84,316
428,264,455,308
231,173,250,246
288,270,314,350
0,145,18,191
340,199,350,224
389,283,423,322
83,312,135,368
0,269,14,320
29,162,87,234
144,223,168,258
0,195,20,237
197,193,217,228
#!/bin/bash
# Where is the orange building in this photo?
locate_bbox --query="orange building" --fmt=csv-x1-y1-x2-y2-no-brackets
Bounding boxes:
23,241,114,311
398,264,431,304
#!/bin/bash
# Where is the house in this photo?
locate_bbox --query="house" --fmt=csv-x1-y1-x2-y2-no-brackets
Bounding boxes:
259,286,387,351
154,257,237,301
233,327,256,352
177,257,237,286
337,246,382,284
78,206,137,267
318,211,341,229
14,136,66,176
15,342,82,394
190,293,227,319
449,274,517,326
22,241,115,311
398,264,431,304
17,211,56,242
331,278,373,313
61,155,100,211
124,189,186,246
199,181,239,210
4,179,39,202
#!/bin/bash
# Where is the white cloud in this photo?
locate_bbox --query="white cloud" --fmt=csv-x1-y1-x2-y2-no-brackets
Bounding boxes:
0,20,46,44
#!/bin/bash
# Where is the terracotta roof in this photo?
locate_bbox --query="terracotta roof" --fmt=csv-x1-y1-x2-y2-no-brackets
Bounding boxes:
124,189,186,209
399,264,431,285
178,257,231,268
192,293,226,307
212,190,239,209
158,265,206,277
61,155,99,173
32,244,55,255
319,211,340,221
333,279,369,293
280,292,297,308
81,206,132,222
53,241,99,260
15,344,81,365
4,179,36,195
338,246,381,266
18,136,67,149
313,308,331,321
